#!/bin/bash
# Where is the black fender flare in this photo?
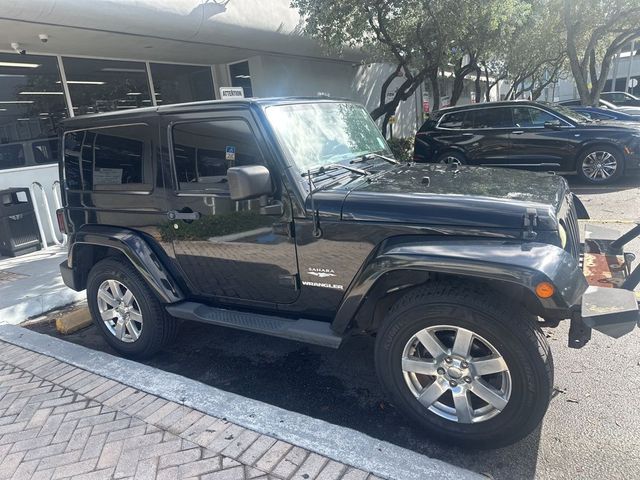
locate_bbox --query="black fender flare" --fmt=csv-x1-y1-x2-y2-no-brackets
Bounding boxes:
66,225,184,303
331,236,587,334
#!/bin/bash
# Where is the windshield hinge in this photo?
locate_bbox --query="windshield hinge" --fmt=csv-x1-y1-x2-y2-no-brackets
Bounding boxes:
523,208,538,240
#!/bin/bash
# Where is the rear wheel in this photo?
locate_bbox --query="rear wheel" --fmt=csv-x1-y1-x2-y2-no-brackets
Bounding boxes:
87,258,177,358
576,145,623,184
375,282,553,448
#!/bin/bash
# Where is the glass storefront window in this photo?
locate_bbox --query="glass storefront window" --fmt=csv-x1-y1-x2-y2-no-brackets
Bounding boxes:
0,53,67,168
229,61,253,97
150,63,214,105
62,57,151,115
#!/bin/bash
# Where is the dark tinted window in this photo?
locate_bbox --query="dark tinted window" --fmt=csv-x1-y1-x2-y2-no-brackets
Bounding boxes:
150,63,215,105
62,57,152,115
438,111,468,129
468,108,513,128
229,62,253,97
172,119,262,192
64,124,151,191
512,107,558,127
0,52,67,167
0,144,25,169
32,139,59,164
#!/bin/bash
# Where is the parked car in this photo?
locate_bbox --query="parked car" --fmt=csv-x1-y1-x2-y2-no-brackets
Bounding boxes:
58,98,640,448
601,91,640,107
558,98,640,115
565,105,640,122
413,100,640,184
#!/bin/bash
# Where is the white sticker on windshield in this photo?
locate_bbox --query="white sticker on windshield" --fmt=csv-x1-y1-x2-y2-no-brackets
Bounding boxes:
225,146,236,161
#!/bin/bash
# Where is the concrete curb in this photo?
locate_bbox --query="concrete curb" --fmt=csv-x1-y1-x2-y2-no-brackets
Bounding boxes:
0,325,481,480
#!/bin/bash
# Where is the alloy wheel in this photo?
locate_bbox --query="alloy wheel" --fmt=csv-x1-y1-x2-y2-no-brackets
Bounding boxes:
439,156,462,165
97,279,143,343
581,151,618,181
401,325,511,424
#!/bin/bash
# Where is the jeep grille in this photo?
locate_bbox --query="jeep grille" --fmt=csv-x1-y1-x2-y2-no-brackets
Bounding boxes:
562,195,581,260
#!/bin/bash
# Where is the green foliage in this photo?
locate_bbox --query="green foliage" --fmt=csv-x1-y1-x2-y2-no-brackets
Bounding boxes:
386,137,415,162
159,210,274,242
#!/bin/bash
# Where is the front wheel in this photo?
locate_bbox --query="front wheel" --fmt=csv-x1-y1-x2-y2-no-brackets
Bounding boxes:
375,282,553,448
435,151,466,165
576,146,623,184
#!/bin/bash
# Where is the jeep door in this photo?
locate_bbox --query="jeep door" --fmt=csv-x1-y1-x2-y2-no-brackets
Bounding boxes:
160,110,300,306
508,106,576,170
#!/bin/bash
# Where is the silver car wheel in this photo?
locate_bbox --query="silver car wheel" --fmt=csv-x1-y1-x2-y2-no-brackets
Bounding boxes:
97,279,143,343
401,325,512,424
439,156,462,165
581,151,617,181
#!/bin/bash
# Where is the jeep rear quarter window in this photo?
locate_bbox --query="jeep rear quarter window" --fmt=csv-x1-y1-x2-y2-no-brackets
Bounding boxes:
171,119,263,193
63,124,152,191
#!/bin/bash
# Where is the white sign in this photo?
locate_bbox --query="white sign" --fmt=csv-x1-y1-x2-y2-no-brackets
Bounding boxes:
629,78,638,89
219,87,245,99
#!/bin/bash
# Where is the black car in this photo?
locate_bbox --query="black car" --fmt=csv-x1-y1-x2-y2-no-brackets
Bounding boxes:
567,106,640,122
600,91,640,107
413,100,640,184
58,98,640,448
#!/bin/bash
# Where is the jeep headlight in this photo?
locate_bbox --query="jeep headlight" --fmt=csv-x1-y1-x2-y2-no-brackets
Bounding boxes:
558,224,568,249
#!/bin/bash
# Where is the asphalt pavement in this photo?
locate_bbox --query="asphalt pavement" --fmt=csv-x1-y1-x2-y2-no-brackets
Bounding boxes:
28,173,640,480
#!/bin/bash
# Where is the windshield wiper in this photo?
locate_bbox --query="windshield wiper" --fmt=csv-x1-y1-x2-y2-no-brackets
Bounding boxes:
302,163,368,177
351,152,399,165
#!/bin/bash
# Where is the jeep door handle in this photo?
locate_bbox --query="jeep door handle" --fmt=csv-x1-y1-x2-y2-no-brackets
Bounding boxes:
512,130,525,135
167,210,201,221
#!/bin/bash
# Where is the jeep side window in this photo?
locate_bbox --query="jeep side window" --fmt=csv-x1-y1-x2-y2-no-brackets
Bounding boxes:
63,124,152,191
172,119,263,192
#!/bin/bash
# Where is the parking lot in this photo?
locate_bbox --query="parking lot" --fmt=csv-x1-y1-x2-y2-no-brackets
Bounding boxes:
30,173,640,480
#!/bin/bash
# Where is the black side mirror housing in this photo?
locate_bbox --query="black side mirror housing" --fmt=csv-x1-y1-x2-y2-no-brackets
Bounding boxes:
544,120,562,130
227,165,273,200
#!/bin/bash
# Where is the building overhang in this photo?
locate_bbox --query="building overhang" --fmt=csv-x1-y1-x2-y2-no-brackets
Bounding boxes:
0,0,364,65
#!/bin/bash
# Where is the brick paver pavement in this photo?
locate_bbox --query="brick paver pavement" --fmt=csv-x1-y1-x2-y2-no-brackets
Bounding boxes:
0,341,384,480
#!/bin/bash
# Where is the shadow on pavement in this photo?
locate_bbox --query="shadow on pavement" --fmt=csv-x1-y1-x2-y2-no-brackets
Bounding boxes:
29,320,542,479
567,172,640,195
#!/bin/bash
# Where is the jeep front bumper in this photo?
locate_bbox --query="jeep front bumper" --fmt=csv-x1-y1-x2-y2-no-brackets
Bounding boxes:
569,222,640,348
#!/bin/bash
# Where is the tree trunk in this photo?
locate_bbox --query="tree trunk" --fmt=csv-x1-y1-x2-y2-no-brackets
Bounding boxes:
484,66,492,102
429,70,440,111
450,61,476,105
474,67,482,103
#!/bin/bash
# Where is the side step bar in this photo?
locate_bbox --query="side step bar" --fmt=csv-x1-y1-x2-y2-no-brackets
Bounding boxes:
166,302,343,349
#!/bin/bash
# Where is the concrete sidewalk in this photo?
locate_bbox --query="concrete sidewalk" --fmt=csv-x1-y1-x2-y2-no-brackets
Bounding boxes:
0,326,478,480
0,246,84,324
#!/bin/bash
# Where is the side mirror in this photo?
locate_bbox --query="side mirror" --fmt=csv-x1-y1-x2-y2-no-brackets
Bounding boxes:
227,165,273,201
544,120,562,130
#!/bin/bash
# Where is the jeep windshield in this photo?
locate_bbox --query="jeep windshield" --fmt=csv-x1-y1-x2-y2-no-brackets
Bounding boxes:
264,102,392,172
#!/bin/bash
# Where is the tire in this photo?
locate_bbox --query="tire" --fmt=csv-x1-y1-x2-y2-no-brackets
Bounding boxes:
374,282,553,448
87,258,177,359
435,151,466,165
575,145,624,184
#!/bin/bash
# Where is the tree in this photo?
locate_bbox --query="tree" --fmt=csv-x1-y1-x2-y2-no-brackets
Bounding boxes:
291,0,452,135
444,0,530,106
562,0,640,105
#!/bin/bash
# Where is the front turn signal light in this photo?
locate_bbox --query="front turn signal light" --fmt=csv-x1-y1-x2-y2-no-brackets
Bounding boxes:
535,282,555,299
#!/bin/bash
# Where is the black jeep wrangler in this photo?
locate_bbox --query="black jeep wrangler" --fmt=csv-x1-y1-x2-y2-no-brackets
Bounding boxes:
58,98,640,447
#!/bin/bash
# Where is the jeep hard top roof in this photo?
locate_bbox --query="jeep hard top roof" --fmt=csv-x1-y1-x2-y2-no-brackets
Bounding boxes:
61,96,350,129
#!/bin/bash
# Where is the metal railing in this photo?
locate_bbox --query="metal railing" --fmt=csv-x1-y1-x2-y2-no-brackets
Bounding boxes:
30,181,65,249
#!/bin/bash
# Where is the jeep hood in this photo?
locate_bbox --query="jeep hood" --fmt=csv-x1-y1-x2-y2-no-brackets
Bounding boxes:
339,164,569,230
